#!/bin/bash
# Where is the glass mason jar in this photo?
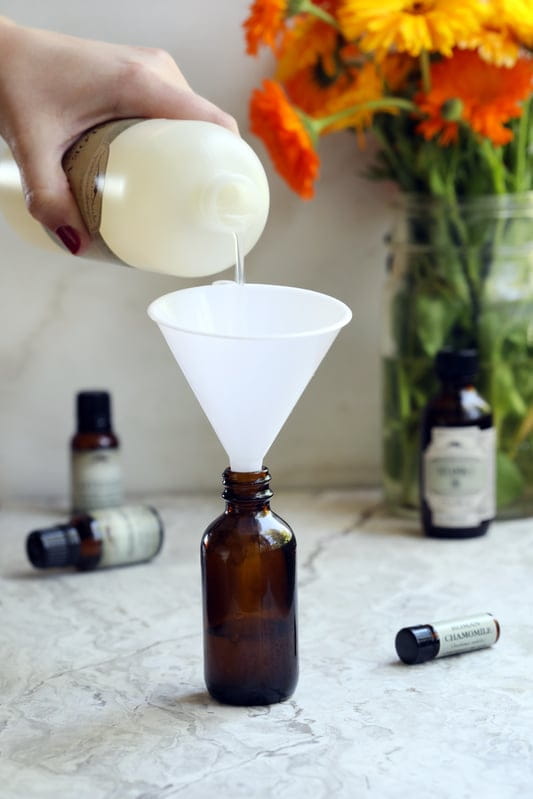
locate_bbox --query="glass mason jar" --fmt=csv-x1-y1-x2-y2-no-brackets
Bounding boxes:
382,192,533,519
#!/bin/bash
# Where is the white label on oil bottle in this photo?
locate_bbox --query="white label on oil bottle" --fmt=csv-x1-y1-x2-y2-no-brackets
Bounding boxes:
423,426,495,527
91,506,162,568
434,614,499,658
71,449,123,512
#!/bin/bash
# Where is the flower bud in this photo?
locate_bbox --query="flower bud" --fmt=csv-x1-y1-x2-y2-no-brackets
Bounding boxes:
440,98,463,121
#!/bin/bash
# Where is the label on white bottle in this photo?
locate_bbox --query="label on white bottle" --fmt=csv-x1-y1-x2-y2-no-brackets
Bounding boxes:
433,614,499,658
91,505,162,568
62,118,143,262
423,426,495,528
71,449,123,512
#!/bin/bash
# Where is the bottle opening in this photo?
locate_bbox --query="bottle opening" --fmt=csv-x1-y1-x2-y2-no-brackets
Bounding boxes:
201,174,258,232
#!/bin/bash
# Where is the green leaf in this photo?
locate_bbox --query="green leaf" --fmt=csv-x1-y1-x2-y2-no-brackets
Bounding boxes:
413,293,459,357
493,362,527,418
496,452,525,507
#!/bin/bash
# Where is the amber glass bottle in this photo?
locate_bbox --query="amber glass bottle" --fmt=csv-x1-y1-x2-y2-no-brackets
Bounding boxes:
26,505,164,571
71,390,122,513
201,468,298,706
420,348,495,538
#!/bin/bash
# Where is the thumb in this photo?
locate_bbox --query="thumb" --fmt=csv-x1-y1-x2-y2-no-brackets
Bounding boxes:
16,142,90,254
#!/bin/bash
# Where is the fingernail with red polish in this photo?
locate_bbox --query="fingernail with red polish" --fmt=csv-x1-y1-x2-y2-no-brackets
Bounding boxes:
55,225,81,254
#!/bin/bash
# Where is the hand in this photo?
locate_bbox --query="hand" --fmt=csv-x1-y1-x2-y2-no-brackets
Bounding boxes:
0,18,239,253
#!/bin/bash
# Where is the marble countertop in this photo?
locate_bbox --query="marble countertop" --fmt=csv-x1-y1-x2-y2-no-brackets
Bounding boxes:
1,489,532,799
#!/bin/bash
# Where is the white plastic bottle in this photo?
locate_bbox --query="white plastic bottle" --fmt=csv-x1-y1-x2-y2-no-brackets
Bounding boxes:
0,119,270,278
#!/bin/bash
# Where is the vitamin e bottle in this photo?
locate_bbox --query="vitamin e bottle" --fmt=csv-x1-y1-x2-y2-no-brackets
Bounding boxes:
26,505,164,571
420,348,495,538
201,468,298,705
71,390,122,513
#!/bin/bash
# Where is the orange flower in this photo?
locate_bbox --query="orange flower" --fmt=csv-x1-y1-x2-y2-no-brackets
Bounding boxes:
244,0,289,55
283,42,410,110
379,52,417,92
285,66,360,116
276,17,339,82
314,0,341,12
316,61,387,134
250,80,320,198
244,0,343,56
416,49,533,146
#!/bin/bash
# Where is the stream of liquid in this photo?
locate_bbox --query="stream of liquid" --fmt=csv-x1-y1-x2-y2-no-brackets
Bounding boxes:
233,232,245,285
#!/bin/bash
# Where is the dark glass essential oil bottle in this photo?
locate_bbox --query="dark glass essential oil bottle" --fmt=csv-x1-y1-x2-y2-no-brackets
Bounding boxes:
71,390,122,513
201,468,298,706
420,348,495,538
26,505,164,571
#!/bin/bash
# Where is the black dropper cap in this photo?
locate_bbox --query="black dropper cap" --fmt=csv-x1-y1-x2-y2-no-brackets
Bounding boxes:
26,525,81,569
435,347,478,383
395,625,439,664
76,390,112,433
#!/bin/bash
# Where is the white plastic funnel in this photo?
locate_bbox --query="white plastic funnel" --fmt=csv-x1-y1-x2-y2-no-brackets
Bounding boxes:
148,282,352,472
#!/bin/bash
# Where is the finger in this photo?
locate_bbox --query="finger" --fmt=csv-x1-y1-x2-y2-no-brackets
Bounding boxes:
15,141,90,253
165,90,240,135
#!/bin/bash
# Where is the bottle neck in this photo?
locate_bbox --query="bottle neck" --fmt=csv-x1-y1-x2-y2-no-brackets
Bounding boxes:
222,467,273,512
77,421,112,434
440,378,475,393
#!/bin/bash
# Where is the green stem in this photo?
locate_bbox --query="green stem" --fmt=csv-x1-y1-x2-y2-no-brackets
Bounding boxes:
443,185,482,328
309,97,417,137
419,50,431,94
445,141,460,195
514,97,531,192
297,0,340,28
372,124,417,192
479,139,506,194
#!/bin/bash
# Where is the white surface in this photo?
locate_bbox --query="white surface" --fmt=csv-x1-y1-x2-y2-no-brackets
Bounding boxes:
1,489,531,798
0,0,392,502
